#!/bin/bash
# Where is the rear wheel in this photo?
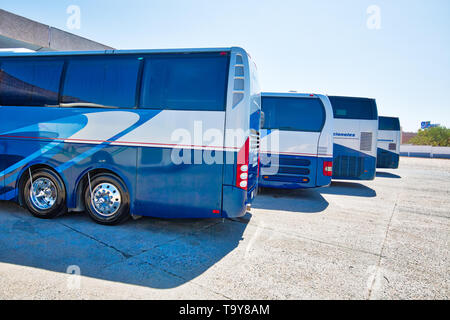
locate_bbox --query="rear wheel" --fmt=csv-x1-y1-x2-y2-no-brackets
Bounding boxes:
22,168,67,219
84,173,130,225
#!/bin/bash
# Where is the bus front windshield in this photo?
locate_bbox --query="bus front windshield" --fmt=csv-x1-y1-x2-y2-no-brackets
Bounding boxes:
262,96,325,132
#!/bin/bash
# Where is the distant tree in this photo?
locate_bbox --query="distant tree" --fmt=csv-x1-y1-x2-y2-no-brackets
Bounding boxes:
409,126,450,146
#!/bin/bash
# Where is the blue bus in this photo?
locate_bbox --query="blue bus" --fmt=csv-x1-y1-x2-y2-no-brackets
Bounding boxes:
259,93,334,189
377,116,401,169
0,47,261,225
328,96,379,180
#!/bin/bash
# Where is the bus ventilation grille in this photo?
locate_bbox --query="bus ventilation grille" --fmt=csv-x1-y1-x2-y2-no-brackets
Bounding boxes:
232,54,245,108
360,132,373,151
377,149,399,168
249,130,260,165
389,143,396,151
261,155,312,182
333,156,365,178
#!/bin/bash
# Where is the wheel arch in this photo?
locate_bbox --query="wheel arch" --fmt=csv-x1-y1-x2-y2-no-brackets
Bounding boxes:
73,167,132,213
17,163,68,207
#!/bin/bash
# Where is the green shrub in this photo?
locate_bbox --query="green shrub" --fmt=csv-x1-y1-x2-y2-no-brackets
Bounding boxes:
409,126,450,146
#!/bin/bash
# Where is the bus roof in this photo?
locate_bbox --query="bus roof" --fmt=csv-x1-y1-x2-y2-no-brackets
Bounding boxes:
379,116,399,121
328,95,376,102
0,47,244,58
262,92,325,99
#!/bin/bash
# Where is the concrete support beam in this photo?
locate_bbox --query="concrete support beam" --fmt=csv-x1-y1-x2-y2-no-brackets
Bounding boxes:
0,9,114,51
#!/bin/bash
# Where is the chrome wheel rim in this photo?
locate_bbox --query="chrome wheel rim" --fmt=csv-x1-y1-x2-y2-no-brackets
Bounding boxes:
91,183,121,217
30,177,57,210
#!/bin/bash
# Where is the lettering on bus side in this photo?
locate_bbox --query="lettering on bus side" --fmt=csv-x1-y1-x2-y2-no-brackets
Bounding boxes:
333,132,356,137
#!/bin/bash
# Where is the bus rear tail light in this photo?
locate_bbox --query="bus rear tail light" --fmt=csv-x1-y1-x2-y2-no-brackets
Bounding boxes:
257,154,261,178
236,138,249,190
323,161,333,177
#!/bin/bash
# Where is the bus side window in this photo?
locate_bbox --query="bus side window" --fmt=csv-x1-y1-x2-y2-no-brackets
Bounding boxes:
61,57,140,108
0,59,63,107
139,54,229,111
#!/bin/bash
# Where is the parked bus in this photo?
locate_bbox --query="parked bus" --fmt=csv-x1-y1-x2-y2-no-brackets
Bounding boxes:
0,47,261,225
259,93,334,189
377,116,401,169
328,96,378,180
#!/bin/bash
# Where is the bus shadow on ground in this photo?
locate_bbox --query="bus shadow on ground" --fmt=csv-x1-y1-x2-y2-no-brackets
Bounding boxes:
0,201,250,290
376,171,402,179
254,181,377,212
252,188,329,213
319,181,377,198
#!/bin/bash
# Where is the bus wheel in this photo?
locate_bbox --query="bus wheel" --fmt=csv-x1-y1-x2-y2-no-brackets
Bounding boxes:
22,168,67,219
84,173,130,225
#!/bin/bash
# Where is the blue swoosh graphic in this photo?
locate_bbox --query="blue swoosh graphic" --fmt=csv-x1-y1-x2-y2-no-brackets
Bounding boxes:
0,110,160,201
0,141,61,178
56,111,160,173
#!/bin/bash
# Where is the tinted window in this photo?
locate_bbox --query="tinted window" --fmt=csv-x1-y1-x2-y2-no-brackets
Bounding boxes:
262,97,326,132
0,58,63,106
329,96,378,120
379,116,400,131
139,53,229,111
62,57,140,108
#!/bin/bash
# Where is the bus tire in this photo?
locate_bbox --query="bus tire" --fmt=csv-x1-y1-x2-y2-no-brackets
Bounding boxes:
22,168,67,219
84,173,130,225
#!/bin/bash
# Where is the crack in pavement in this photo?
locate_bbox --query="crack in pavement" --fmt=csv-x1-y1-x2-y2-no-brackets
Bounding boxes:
94,219,232,299
366,193,399,300
56,219,226,299
101,220,224,269
395,208,450,220
57,221,133,259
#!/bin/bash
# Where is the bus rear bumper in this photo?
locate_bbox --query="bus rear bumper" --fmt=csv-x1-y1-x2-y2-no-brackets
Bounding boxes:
221,184,256,218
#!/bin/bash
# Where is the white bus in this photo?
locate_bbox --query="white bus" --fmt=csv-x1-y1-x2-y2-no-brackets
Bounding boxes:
259,93,334,189
377,116,401,169
328,96,379,180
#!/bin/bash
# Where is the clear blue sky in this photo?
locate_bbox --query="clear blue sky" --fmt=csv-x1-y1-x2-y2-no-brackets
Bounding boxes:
1,0,449,131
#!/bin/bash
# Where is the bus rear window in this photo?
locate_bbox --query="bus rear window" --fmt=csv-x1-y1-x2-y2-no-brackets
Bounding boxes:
0,59,63,106
139,53,229,111
262,97,326,132
329,96,378,120
379,116,400,131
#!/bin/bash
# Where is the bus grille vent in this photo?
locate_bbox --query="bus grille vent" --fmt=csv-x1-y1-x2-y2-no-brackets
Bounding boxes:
261,155,312,182
333,156,365,178
249,130,260,152
360,132,373,151
389,143,396,151
232,54,245,108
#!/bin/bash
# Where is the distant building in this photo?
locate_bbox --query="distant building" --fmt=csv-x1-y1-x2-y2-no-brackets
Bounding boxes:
402,132,417,144
0,9,113,51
